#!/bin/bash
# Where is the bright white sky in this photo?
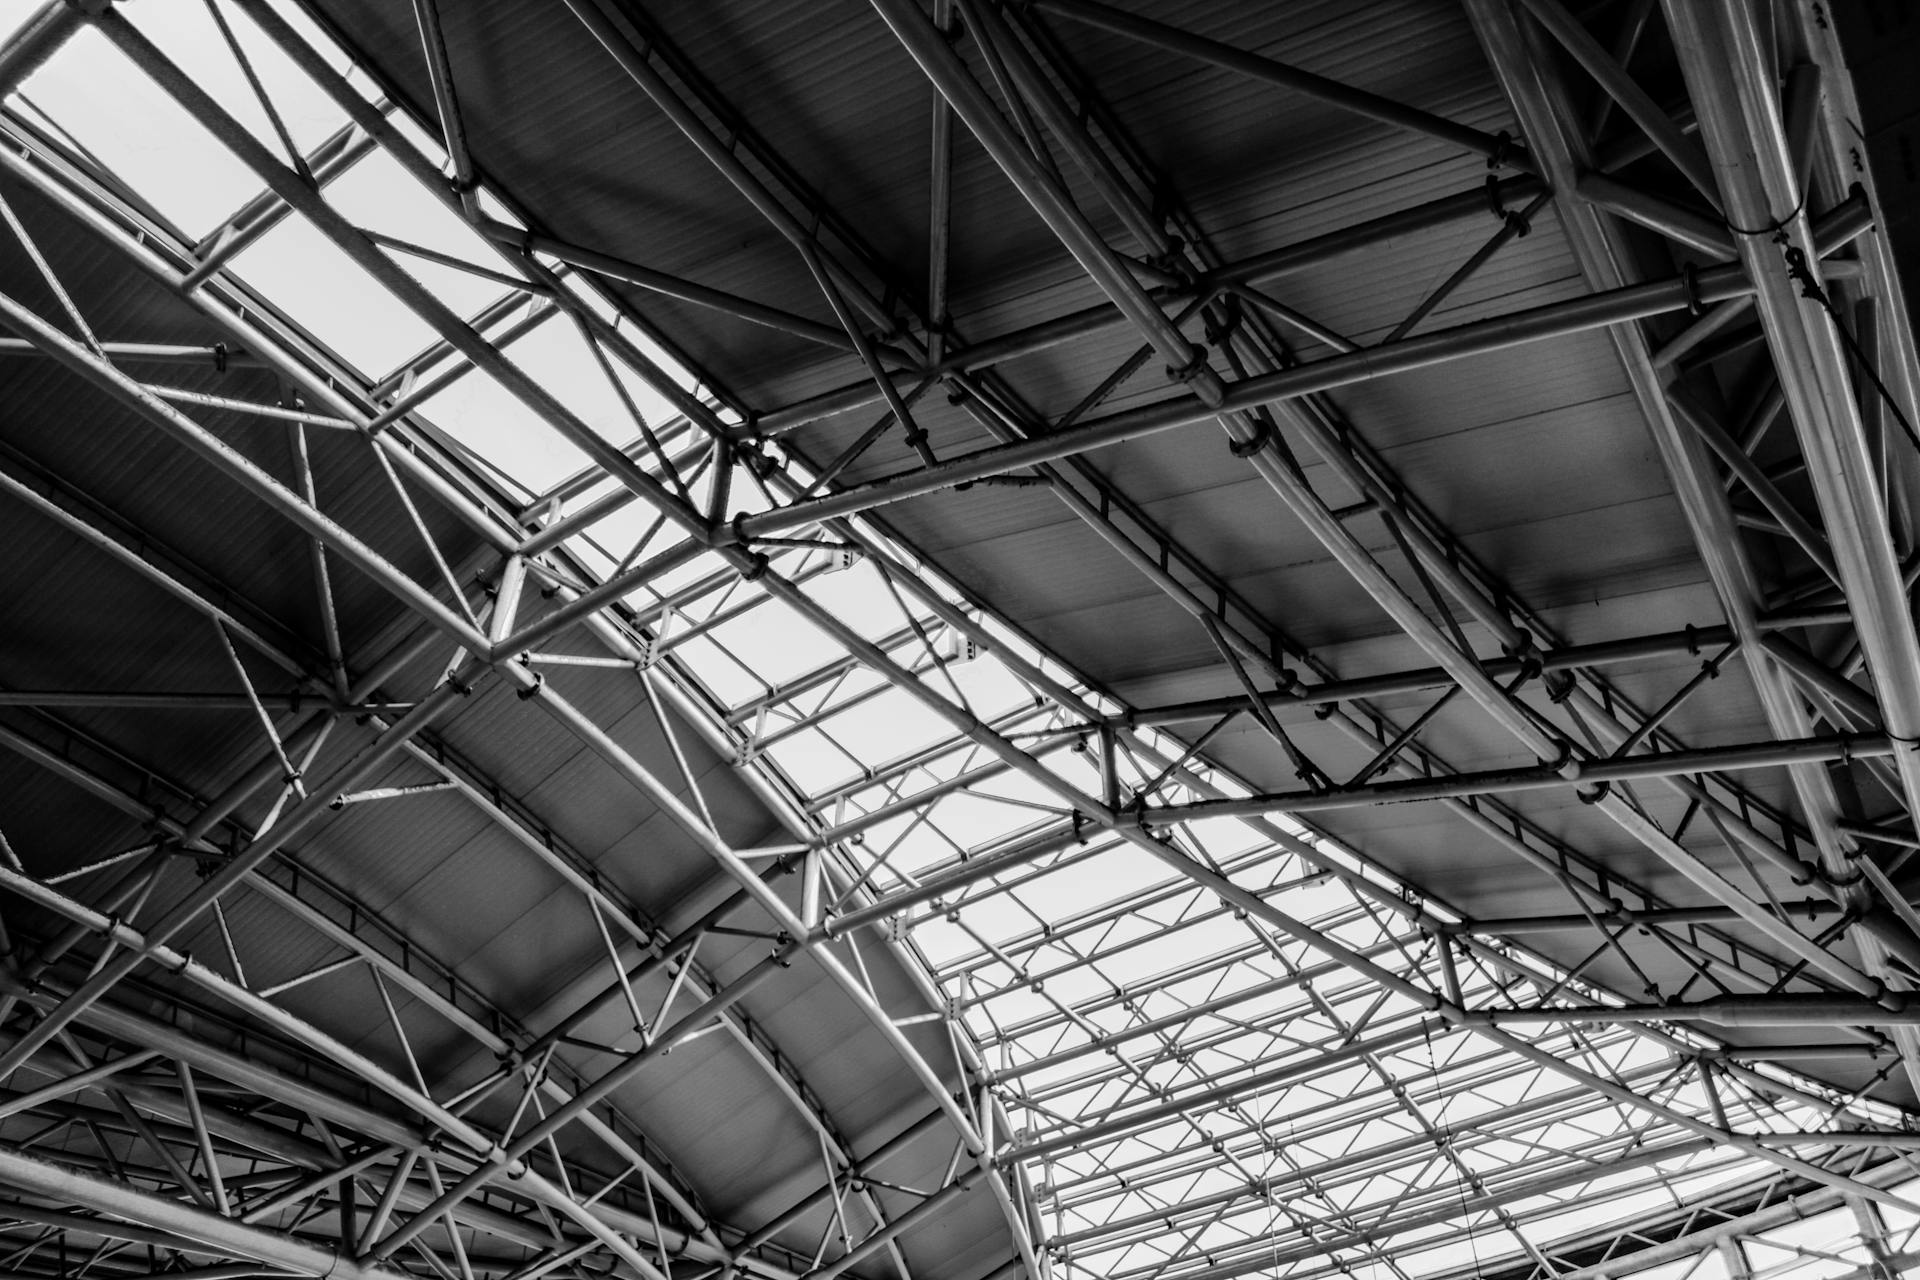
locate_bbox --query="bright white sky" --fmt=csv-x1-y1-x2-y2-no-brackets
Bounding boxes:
3,5,1914,1280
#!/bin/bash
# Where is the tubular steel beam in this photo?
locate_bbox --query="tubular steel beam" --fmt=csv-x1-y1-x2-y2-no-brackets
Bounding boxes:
476,220,874,354
1455,900,1841,935
843,8,1920,1236
735,259,1758,536
558,0,896,333
872,0,1888,1005
0,1145,409,1280
1030,0,1536,173
1648,0,1920,1090
92,7,712,545
1516,0,1717,203
0,671,483,1080
0,692,766,1267
1666,2,1920,852
12,8,1914,1280
1100,624,1738,727
752,176,1545,436
1506,1161,1915,1280
0,898,712,1280
1473,996,1920,1027
1139,732,1894,822
1462,0,1920,1080
0,2,80,94
0,32,1019,1274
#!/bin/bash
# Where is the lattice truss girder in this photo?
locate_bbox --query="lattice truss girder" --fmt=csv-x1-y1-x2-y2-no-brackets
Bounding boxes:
1,3,1919,1280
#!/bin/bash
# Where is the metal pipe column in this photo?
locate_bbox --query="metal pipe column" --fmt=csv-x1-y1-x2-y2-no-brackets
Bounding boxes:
1665,0,1920,916
1465,0,1920,1058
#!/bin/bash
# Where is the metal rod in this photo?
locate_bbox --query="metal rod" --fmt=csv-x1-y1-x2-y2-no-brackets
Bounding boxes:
0,2,81,94
477,221,870,353
1517,0,1720,200
1575,172,1735,257
754,176,1545,436
0,670,483,1084
0,1146,410,1280
410,0,482,220
1144,733,1893,821
1473,995,1920,1027
1033,0,1536,173
737,259,1758,536
1101,624,1738,728
95,8,711,546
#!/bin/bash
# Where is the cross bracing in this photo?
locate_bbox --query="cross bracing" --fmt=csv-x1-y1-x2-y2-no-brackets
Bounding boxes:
3,4,1920,1280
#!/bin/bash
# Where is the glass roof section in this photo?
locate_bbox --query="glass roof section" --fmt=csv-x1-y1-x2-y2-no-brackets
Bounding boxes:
4,6,1919,1280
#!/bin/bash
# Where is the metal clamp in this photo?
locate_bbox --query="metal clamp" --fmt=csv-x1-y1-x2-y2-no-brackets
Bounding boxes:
1164,341,1210,387
1228,418,1273,458
1485,175,1529,236
1486,130,1516,172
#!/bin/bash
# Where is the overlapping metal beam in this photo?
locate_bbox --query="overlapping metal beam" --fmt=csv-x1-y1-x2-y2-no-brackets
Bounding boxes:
0,13,1001,1279
7,5,1920,1280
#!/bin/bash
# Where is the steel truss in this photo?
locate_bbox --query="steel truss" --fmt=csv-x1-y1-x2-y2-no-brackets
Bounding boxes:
2,4,1920,1280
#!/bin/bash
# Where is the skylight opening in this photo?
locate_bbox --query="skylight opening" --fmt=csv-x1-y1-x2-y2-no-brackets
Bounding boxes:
1396,1228,1525,1278
1878,1179,1920,1233
810,686,963,769
17,30,262,238
659,631,764,706
127,0,347,163
762,725,866,794
506,317,684,450
705,596,844,688
641,546,739,601
805,561,952,647
552,269,706,401
405,360,594,491
1749,1208,1870,1280
552,500,669,580
327,150,517,319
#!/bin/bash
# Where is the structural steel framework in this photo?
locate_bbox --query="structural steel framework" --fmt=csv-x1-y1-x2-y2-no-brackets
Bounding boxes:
2,4,1920,1280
